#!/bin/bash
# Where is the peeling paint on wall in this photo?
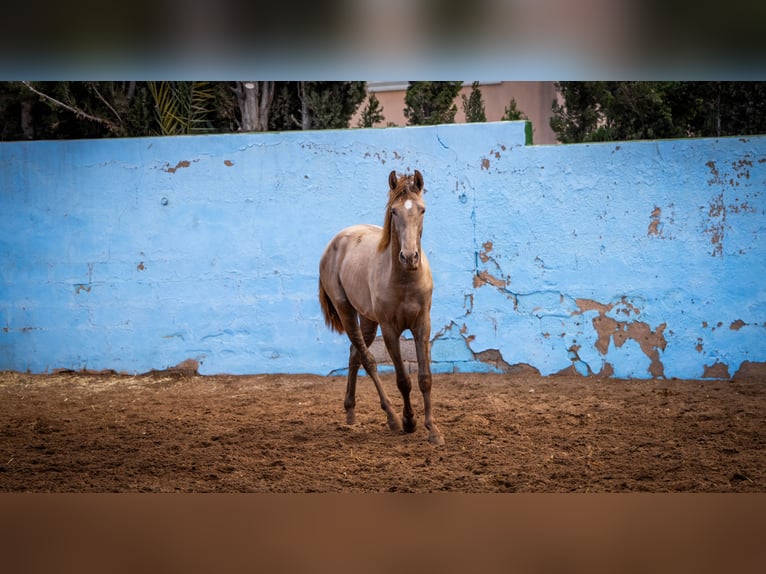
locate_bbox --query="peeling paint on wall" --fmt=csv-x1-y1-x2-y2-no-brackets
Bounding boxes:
575,298,667,378
648,206,662,236
703,361,730,379
162,159,193,173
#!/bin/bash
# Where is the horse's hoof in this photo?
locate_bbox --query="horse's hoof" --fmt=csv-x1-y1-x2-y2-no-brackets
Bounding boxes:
428,433,445,446
346,411,356,425
387,414,403,432
403,417,417,433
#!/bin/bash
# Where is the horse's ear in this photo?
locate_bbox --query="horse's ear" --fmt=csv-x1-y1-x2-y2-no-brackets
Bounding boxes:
389,170,398,190
413,169,424,192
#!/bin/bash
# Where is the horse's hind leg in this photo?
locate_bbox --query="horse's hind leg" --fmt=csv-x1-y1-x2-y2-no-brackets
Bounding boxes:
344,316,378,425
336,304,402,432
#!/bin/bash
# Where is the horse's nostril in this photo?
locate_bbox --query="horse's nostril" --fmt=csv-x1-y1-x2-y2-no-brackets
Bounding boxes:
399,251,419,268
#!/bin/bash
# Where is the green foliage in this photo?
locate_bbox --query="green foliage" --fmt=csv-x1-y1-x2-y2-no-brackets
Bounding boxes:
306,82,367,129
3,82,155,140
501,98,528,121
403,81,463,125
268,82,367,131
461,82,486,123
148,81,219,136
357,92,385,128
0,81,367,140
551,81,766,143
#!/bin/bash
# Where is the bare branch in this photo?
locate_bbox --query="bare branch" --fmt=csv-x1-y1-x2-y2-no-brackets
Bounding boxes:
21,81,120,132
90,83,123,127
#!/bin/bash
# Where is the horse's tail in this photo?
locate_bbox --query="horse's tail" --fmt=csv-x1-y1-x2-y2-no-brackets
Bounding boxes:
319,280,345,334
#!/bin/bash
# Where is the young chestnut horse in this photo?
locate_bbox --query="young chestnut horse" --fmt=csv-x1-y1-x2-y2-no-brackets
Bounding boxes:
318,170,444,445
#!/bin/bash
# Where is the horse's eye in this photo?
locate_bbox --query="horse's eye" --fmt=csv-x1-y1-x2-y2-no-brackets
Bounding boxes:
391,208,399,217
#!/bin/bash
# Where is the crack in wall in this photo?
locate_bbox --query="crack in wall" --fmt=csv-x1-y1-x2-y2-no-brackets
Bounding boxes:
467,237,671,377
431,320,539,374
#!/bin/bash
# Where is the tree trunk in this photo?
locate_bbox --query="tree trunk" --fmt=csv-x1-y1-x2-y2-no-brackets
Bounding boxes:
21,100,35,139
298,82,311,130
237,81,274,132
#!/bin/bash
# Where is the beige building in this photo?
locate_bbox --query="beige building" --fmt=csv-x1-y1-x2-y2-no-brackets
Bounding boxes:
351,81,561,145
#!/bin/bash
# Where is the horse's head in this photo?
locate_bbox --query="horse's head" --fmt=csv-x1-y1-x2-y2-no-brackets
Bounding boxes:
381,169,426,271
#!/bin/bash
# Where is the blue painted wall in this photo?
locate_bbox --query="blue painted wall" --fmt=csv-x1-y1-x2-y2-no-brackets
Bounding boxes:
1,123,765,378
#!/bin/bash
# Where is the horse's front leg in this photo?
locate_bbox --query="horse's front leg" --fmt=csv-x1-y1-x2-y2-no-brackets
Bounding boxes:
414,322,444,445
381,325,416,433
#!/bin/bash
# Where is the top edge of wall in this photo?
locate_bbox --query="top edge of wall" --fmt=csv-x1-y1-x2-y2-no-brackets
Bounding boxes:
0,120,534,147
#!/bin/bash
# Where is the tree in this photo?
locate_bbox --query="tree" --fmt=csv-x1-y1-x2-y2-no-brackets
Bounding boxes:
550,81,766,143
501,98,528,121
303,82,367,129
550,82,610,143
357,92,385,127
233,81,274,132
403,81,463,125
148,81,220,136
15,81,153,139
268,82,366,131
6,82,236,140
0,81,372,139
1,82,43,140
677,81,766,137
461,82,486,123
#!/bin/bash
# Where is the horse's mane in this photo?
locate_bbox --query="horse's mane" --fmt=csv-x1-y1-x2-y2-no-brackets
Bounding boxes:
378,174,417,253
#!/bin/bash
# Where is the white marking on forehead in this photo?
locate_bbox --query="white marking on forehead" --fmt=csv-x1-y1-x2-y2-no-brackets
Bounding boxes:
404,199,413,210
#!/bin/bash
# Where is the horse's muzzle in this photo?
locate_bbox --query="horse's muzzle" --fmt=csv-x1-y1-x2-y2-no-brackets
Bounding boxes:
399,250,420,270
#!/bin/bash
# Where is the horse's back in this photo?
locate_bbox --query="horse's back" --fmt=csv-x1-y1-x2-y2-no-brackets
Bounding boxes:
320,224,381,273
319,224,382,319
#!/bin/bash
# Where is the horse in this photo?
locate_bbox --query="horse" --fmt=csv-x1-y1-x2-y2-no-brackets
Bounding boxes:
318,169,444,445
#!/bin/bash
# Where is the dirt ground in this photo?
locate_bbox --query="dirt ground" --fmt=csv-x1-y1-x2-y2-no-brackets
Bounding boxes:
0,370,763,492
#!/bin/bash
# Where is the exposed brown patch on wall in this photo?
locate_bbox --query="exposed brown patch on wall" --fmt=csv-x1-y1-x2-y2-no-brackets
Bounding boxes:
224,160,234,167
575,298,667,377
431,321,538,375
599,362,615,377
703,155,761,257
481,158,491,170
733,361,766,380
553,364,581,376
143,358,200,377
473,349,511,371
474,239,510,288
574,298,612,316
369,337,418,368
732,157,752,181
163,160,192,173
647,206,662,236
137,261,145,271
705,160,720,184
705,191,726,257
474,349,540,375
473,270,509,289
478,241,493,263
730,319,746,330
703,362,731,379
